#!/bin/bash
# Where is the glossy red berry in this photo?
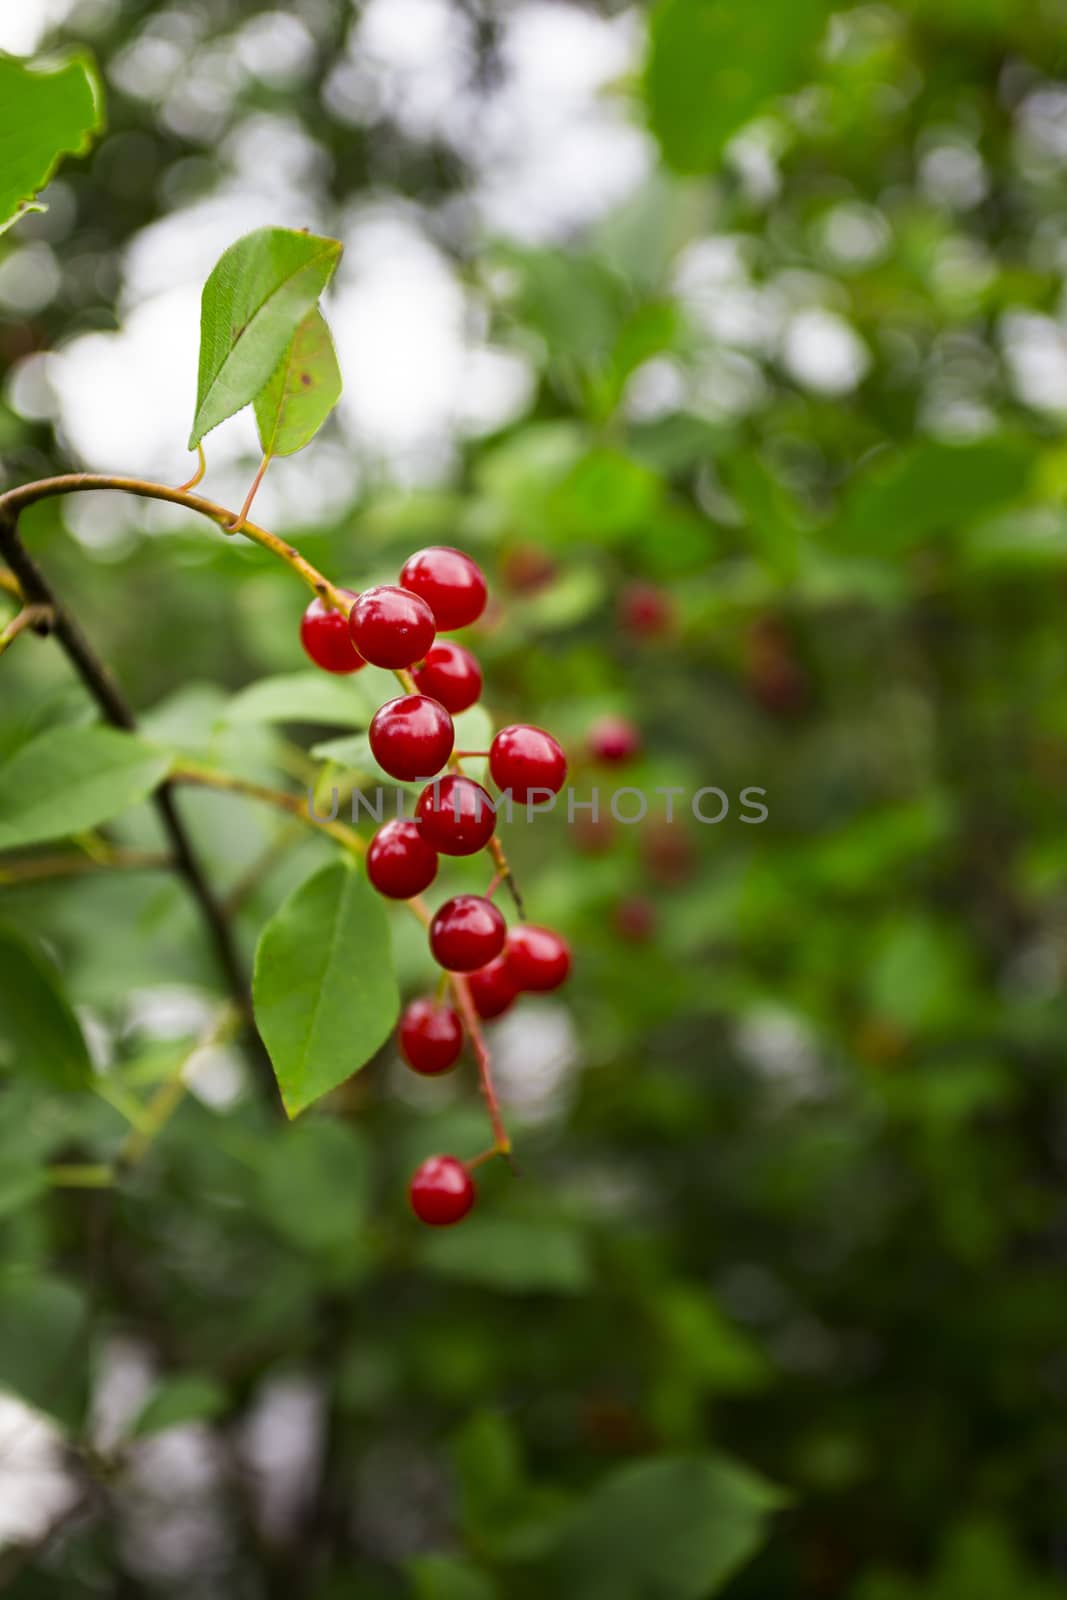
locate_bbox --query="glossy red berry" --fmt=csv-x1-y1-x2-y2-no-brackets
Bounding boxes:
366,819,438,899
300,593,365,674
467,955,520,1019
409,1155,476,1226
349,585,436,669
489,725,567,802
506,925,571,992
370,694,454,781
398,998,463,1075
429,894,506,972
415,775,497,856
399,546,487,631
588,715,641,765
412,642,483,714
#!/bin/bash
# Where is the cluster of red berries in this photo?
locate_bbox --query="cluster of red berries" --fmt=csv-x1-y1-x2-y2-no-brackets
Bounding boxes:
300,545,571,1227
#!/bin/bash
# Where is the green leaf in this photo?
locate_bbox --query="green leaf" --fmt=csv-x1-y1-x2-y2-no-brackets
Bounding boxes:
546,1455,786,1599
418,1217,593,1295
0,1272,87,1425
0,924,92,1090
222,672,371,727
834,438,1033,553
409,1557,499,1600
189,227,343,448
131,1374,228,1438
0,53,104,235
253,859,399,1117
646,0,829,173
254,306,342,458
0,725,171,851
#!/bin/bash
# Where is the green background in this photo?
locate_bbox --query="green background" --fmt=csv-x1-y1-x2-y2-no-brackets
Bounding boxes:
1,0,1067,1594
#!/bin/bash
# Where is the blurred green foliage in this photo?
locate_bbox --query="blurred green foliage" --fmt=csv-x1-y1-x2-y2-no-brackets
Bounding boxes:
1,0,1067,1594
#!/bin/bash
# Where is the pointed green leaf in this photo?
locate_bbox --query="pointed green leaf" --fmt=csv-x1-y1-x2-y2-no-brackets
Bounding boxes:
0,726,171,851
0,52,104,235
131,1374,228,1439
189,227,343,448
253,859,399,1117
546,1455,787,1599
0,925,93,1090
221,671,372,727
646,0,829,173
254,306,342,458
0,1272,87,1425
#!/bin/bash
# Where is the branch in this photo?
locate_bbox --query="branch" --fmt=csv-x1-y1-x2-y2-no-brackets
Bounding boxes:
0,473,516,1157
0,847,172,886
0,506,281,1114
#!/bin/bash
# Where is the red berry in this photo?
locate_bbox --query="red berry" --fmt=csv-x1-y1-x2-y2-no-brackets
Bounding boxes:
366,819,438,899
506,925,571,991
415,775,497,856
399,546,487,631
412,641,482,714
409,1154,476,1226
369,694,454,781
588,715,641,765
429,894,506,972
398,998,463,1074
489,725,567,803
349,585,436,669
467,955,520,1019
501,544,556,594
619,581,674,639
300,593,365,674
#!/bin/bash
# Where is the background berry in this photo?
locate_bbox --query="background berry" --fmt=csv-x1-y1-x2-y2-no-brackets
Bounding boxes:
366,820,438,899
300,593,364,674
588,715,641,765
409,1155,475,1226
429,895,506,971
398,999,463,1075
399,546,487,631
489,725,567,802
506,925,571,991
349,585,436,668
412,641,482,713
415,775,497,856
370,694,454,781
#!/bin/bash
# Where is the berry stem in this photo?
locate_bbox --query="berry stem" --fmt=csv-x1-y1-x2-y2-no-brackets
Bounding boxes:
449,972,513,1163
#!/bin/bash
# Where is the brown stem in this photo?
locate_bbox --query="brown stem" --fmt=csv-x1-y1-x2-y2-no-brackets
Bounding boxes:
0,848,172,885
0,473,351,611
0,505,281,1113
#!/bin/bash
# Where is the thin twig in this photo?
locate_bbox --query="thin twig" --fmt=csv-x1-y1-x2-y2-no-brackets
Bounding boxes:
226,452,271,533
0,602,53,655
0,847,172,886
